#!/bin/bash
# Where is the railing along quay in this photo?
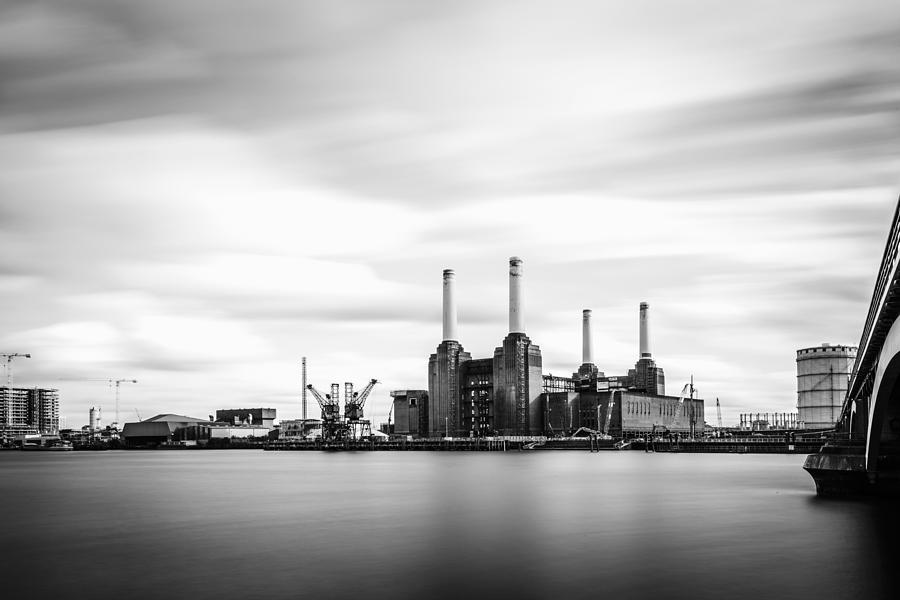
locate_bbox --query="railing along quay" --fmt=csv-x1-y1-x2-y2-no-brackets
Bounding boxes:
266,438,524,451
634,437,825,454
265,436,823,453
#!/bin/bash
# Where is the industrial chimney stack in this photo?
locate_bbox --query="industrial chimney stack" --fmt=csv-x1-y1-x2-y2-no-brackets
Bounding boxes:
430,267,470,437
301,356,307,420
582,309,594,365
639,302,651,358
509,257,524,334
442,269,458,341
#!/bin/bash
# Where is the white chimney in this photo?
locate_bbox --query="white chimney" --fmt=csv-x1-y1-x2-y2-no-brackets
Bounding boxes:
442,269,458,341
639,302,651,358
509,257,524,334
582,309,594,364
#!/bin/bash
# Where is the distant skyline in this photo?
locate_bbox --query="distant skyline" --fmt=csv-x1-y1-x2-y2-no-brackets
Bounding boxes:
2,1,899,428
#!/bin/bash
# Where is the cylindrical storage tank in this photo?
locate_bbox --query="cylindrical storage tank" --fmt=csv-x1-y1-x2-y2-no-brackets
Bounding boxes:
796,343,857,429
89,406,100,431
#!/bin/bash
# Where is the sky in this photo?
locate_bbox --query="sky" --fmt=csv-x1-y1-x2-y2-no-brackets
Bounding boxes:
1,0,899,430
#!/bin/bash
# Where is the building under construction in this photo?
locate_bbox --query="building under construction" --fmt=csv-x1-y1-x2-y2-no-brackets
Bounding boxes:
1,387,59,442
398,257,704,439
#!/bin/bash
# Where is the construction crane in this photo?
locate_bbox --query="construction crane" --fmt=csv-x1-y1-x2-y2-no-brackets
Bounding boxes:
86,378,137,429
666,377,700,439
666,380,695,432
134,408,143,422
1,353,31,386
716,398,723,430
647,378,696,448
386,402,394,433
111,379,137,429
603,390,619,436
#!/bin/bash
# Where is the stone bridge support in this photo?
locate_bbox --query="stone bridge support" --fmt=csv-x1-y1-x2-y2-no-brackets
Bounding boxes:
867,316,900,475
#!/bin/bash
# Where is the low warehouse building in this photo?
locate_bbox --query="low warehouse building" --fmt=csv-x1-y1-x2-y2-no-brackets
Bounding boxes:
122,414,273,447
390,390,428,436
121,414,210,446
215,408,276,429
209,425,270,439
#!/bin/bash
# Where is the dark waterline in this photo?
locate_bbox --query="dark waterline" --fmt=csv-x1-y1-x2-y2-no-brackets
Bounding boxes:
0,451,896,600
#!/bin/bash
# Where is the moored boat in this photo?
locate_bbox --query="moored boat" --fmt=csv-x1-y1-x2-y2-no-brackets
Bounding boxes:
20,435,74,451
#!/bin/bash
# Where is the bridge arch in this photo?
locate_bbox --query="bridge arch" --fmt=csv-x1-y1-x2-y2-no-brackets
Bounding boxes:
866,315,900,472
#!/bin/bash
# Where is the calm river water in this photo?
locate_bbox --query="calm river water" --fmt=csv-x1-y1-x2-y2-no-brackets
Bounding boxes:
0,451,896,600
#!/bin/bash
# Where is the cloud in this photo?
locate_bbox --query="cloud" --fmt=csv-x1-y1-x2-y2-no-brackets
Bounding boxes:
3,1,899,204
2,1,898,425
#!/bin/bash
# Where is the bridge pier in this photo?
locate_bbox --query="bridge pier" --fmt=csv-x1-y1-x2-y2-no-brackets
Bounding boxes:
811,196,900,497
803,452,869,497
804,446,900,497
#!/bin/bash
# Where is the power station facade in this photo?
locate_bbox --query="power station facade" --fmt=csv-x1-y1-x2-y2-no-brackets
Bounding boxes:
428,258,544,436
796,343,857,429
402,257,703,439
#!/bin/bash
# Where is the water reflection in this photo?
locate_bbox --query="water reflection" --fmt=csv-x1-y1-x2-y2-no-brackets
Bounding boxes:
0,452,895,600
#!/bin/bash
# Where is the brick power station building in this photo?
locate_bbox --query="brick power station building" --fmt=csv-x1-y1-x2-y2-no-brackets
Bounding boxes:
392,258,703,439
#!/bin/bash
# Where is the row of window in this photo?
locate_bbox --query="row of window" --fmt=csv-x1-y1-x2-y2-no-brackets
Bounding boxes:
798,347,856,354
625,400,699,417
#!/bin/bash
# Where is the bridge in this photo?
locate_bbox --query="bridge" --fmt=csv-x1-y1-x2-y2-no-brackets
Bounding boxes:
804,196,900,496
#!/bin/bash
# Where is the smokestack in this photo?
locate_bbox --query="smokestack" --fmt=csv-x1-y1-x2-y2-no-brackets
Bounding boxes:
301,357,307,420
442,269,458,341
509,257,524,334
582,309,593,364
639,302,651,358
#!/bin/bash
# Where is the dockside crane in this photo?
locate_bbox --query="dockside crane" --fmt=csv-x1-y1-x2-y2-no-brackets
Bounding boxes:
344,378,378,440
1,353,31,386
306,382,346,442
306,377,380,443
